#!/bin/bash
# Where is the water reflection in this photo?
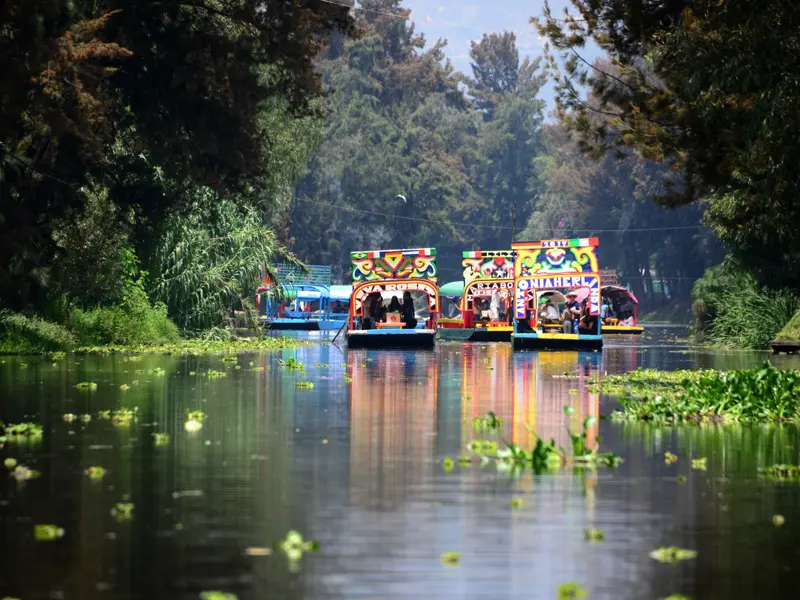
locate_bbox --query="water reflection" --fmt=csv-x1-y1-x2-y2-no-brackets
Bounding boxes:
2,337,800,599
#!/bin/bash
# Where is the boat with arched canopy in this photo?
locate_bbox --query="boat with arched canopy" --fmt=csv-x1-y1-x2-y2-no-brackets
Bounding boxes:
600,285,644,334
346,248,439,349
438,250,515,342
256,264,350,331
511,238,603,351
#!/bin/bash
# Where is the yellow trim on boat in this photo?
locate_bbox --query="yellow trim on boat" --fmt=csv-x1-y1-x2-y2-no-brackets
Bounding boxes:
438,318,463,325
534,333,579,340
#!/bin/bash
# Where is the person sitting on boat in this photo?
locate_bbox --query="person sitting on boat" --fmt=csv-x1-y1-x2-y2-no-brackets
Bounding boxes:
578,298,597,333
490,289,501,321
539,298,559,324
370,292,386,323
387,296,402,314
401,291,417,329
620,298,634,320
601,299,613,323
562,292,581,333
473,298,484,323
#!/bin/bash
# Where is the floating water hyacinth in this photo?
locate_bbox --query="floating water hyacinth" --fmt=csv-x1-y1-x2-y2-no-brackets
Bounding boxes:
758,464,800,481
86,466,106,481
76,382,98,391
206,369,227,380
34,524,65,541
278,358,304,370
63,413,76,423
185,410,206,433
584,529,605,542
557,583,587,599
199,592,238,600
4,458,17,469
111,502,134,522
153,433,170,446
442,457,455,472
691,458,707,471
119,384,130,391
11,464,40,482
295,381,314,390
472,411,502,431
342,374,352,383
773,514,785,526
221,356,238,363
112,407,138,426
79,414,92,424
3,422,43,438
189,371,197,376
511,497,524,510
649,546,697,564
440,551,461,566
279,530,319,564
98,410,111,420
148,367,166,376
663,595,691,600
664,452,678,464
49,351,66,360
123,356,142,362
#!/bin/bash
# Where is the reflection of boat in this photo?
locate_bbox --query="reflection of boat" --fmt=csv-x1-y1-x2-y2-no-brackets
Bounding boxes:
511,238,604,351
600,285,644,335
438,250,516,342
346,248,439,349
257,264,350,331
348,351,437,507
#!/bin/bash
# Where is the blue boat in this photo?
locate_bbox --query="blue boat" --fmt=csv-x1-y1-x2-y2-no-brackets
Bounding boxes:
346,248,439,349
257,265,350,331
511,238,604,351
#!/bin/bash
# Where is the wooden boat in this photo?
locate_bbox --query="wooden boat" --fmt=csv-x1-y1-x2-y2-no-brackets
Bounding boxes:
600,285,644,334
438,250,515,342
257,264,350,331
511,238,604,351
346,248,438,349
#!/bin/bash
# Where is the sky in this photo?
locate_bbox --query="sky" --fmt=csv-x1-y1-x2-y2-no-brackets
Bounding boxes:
357,0,601,110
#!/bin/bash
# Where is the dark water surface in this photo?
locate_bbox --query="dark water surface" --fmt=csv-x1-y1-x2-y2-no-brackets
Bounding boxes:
2,326,800,599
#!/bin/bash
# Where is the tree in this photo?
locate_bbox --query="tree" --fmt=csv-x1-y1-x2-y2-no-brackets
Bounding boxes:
535,0,800,286
467,32,520,118
0,0,354,309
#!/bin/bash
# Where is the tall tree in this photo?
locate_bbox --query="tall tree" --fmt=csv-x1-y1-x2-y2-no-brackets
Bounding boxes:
467,32,520,118
535,0,800,286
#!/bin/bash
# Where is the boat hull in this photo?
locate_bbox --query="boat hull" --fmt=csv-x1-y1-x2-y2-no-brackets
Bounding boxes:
438,327,512,342
513,332,603,351
346,329,436,349
602,325,644,335
260,318,345,331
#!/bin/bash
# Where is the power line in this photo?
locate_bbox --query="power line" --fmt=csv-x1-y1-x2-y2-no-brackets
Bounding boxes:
293,196,707,235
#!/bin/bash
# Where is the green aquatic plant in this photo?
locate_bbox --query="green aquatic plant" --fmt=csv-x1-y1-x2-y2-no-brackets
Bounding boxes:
11,464,40,482
111,502,134,522
206,369,227,379
199,592,237,600
148,367,166,376
343,374,353,383
664,452,678,464
49,351,66,360
557,583,587,599
86,466,106,481
584,529,605,542
442,457,455,472
3,422,43,438
112,407,138,426
773,514,785,526
279,530,319,563
119,384,130,391
153,433,171,446
295,381,314,390
4,458,17,469
34,524,65,541
511,497,524,510
76,381,98,392
98,410,111,420
758,464,800,481
221,356,239,363
62,413,76,423
73,337,303,356
663,596,691,600
79,414,91,424
691,458,707,471
123,355,142,362
607,364,800,424
473,411,502,431
677,475,687,484
185,410,206,433
189,371,197,376
650,547,697,564
278,357,304,370
440,551,461,566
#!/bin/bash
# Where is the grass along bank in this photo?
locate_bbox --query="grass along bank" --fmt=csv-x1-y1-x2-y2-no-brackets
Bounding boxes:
775,309,800,342
600,363,800,424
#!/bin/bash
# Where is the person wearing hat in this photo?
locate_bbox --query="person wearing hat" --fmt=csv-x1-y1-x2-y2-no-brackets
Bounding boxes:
538,297,559,324
561,291,581,334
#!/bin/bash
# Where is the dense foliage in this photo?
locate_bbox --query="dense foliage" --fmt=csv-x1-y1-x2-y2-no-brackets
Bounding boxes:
536,0,800,286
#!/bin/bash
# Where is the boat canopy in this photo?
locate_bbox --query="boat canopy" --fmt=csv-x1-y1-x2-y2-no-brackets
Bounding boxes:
602,285,638,305
536,290,567,304
330,285,352,302
439,280,464,297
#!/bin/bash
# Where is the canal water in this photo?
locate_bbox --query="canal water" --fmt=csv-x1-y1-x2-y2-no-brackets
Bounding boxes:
2,326,800,599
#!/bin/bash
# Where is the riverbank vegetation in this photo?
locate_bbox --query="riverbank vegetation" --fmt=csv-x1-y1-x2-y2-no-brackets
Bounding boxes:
601,364,800,424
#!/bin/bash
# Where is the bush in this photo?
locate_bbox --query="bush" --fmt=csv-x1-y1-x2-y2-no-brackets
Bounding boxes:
775,310,800,342
0,311,76,354
70,285,179,346
692,261,800,349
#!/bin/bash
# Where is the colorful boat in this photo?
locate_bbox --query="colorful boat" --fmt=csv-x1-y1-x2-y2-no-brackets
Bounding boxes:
257,264,350,331
600,285,644,334
346,248,439,349
438,250,515,342
511,238,604,351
